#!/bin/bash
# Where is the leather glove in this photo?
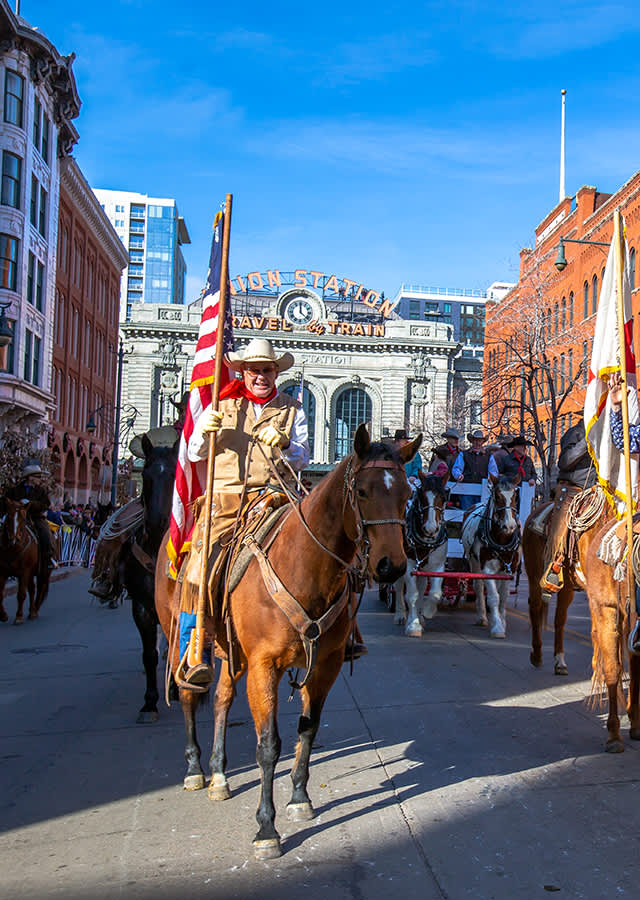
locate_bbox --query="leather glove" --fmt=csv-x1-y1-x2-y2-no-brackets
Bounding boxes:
201,408,224,435
257,424,288,448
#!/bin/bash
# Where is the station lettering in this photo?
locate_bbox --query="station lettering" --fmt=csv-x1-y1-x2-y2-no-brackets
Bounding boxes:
232,315,385,337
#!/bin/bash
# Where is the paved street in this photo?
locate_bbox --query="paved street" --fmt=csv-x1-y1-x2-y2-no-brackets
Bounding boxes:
1,569,639,900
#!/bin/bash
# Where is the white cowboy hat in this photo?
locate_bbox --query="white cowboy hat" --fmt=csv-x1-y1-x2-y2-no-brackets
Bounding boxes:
21,459,46,477
129,425,179,459
225,338,294,373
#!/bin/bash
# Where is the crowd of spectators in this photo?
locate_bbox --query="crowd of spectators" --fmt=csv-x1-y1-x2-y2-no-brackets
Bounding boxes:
46,497,98,536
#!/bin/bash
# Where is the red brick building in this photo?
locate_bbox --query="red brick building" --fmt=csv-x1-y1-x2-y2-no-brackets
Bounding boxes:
50,157,127,502
484,171,640,487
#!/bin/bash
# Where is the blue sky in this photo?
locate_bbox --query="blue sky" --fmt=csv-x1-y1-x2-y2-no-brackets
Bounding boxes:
24,0,640,302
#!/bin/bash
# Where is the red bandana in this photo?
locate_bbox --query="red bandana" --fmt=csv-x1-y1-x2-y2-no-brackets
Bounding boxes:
219,379,277,405
512,450,526,478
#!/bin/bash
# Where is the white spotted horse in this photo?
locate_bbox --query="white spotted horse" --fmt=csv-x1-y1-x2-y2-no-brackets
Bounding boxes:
461,475,521,638
392,471,448,637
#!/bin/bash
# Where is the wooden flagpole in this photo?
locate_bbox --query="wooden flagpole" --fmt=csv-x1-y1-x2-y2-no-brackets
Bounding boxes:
187,193,233,671
613,208,635,619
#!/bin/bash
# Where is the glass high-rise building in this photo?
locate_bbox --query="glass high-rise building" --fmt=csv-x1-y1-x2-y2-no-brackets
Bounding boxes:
93,188,190,321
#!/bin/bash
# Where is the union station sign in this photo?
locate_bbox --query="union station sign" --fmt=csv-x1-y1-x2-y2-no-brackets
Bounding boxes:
227,268,396,318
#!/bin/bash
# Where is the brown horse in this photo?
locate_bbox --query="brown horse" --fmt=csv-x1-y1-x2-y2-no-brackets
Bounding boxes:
0,499,42,624
155,425,419,859
582,518,640,752
523,488,611,676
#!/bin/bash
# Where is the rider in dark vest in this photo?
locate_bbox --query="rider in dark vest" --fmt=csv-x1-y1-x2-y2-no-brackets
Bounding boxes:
451,430,499,510
497,436,536,485
5,459,55,569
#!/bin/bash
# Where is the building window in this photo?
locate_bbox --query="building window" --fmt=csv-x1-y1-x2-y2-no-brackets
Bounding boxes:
409,300,420,320
569,291,574,326
0,317,14,373
631,247,636,289
561,296,566,331
130,204,145,218
35,259,44,311
0,233,19,290
30,174,37,227
41,114,50,163
26,251,34,304
38,185,47,236
554,302,559,335
60,227,69,271
3,69,24,128
546,308,551,342
1,151,21,208
334,388,372,460
33,97,41,149
115,204,124,213
592,274,598,315
583,281,589,318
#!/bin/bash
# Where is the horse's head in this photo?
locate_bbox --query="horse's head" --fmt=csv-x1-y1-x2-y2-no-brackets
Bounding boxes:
1,498,29,548
490,475,520,539
140,433,178,552
344,425,422,584
415,471,448,537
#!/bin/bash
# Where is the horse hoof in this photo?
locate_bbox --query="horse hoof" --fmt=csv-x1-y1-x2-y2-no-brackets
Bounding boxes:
530,652,543,668
0,611,8,623
474,618,488,627
28,611,38,620
136,710,159,724
405,626,423,638
184,774,206,791
629,727,640,741
605,738,624,753
554,664,569,676
13,617,23,626
253,838,282,860
286,801,314,821
208,773,231,801
490,628,506,639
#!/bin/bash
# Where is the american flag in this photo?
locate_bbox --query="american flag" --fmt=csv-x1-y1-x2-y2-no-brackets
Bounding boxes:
167,210,234,576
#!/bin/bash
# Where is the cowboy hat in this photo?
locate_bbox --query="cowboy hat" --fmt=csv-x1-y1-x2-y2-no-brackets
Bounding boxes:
129,425,179,459
225,338,294,373
467,429,487,442
441,427,461,440
509,434,532,447
394,428,408,441
21,458,46,477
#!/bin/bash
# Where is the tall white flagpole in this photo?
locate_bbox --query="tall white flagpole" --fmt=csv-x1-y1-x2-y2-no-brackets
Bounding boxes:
559,89,566,202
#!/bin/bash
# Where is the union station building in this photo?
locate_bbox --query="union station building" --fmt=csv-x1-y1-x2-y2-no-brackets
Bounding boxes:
119,268,475,475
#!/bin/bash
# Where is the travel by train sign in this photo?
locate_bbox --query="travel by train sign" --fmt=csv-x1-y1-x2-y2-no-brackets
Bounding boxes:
228,268,396,318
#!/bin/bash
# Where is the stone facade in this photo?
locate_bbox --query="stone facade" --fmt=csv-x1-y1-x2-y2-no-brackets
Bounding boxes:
0,3,80,441
121,285,462,471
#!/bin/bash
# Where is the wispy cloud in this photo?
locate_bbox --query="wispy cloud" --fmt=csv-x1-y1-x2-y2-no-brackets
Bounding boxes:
484,3,640,59
314,32,438,86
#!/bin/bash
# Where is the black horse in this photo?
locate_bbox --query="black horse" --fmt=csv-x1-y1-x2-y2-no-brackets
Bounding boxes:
120,434,178,723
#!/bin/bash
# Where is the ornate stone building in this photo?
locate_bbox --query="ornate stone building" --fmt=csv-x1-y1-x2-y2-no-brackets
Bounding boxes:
120,271,463,473
0,2,80,437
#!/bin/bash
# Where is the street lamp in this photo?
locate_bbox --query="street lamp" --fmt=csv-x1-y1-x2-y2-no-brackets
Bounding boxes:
554,236,610,271
85,339,125,506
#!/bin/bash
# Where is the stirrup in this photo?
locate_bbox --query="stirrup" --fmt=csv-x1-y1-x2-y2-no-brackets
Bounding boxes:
184,662,214,685
628,622,640,655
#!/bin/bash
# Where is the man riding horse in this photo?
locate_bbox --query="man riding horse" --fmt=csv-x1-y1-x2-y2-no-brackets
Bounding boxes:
539,421,596,602
4,459,55,572
180,337,312,686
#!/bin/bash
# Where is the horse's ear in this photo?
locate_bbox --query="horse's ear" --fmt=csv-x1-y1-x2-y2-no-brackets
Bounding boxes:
141,433,154,458
399,433,423,463
353,424,370,458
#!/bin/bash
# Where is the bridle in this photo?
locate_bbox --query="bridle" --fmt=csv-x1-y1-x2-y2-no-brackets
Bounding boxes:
478,484,521,571
342,455,408,577
406,487,447,563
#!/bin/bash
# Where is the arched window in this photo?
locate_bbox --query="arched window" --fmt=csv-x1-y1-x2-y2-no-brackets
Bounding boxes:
631,247,636,289
583,281,589,318
592,274,598,315
284,384,316,458
560,353,565,393
546,308,552,342
553,357,558,394
561,296,566,331
569,291,574,326
554,302,559,335
334,387,372,460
